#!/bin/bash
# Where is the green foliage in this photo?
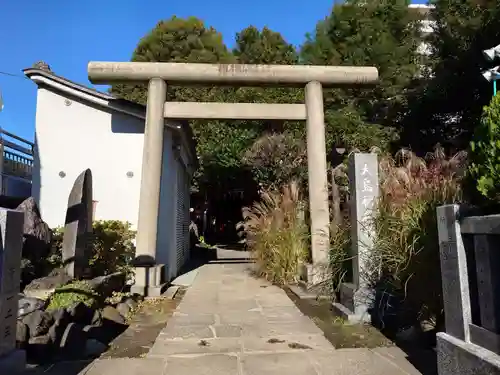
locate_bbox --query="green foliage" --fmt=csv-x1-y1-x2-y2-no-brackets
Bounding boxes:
50,220,136,277
111,16,233,105
47,281,99,310
237,181,308,285
402,0,500,152
325,107,398,153
233,25,298,65
301,0,424,151
328,224,351,297
242,133,308,190
90,221,136,276
469,94,500,200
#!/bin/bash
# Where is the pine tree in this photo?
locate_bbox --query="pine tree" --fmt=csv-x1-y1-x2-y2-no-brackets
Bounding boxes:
300,0,421,151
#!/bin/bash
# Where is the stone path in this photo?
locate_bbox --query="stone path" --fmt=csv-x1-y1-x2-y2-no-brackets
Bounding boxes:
59,263,424,374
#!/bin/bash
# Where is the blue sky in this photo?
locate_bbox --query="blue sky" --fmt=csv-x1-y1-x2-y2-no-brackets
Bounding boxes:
0,0,428,142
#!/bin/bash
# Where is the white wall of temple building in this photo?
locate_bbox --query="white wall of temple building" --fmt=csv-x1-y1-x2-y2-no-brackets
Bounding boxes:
24,65,196,280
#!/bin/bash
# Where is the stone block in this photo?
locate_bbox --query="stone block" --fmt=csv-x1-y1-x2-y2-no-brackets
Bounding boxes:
332,283,373,324
0,349,26,373
437,332,500,375
472,233,500,333
0,209,24,296
132,265,167,297
348,153,379,288
469,324,500,356
436,204,472,341
0,293,18,356
62,169,93,279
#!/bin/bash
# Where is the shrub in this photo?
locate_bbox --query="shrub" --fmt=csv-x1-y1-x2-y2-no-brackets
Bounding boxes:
242,133,308,191
469,93,500,201
371,146,466,326
50,220,136,278
90,220,136,276
237,181,308,285
47,280,99,310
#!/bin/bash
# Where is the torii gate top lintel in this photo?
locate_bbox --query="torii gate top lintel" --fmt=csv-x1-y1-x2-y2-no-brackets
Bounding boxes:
87,61,378,87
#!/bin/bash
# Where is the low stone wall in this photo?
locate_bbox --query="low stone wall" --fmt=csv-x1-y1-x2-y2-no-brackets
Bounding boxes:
437,204,500,375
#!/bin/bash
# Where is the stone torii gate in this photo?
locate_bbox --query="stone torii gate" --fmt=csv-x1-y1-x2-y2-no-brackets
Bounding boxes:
87,62,378,295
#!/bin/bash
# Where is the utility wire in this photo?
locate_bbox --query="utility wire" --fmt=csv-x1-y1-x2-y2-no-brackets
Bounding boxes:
0,70,29,80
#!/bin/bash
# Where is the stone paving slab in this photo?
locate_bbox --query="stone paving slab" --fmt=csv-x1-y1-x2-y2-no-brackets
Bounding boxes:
61,263,424,374
85,358,167,375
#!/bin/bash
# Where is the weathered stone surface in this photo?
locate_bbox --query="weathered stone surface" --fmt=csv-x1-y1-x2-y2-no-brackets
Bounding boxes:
87,272,125,297
22,310,54,338
116,302,131,318
123,297,138,311
165,354,238,375
50,307,71,326
18,294,45,318
437,332,500,375
15,197,51,264
213,324,243,338
61,169,93,279
16,321,29,349
86,358,166,375
48,319,68,346
92,309,103,326
85,338,107,357
241,352,317,375
159,324,214,340
168,313,216,326
0,209,24,358
148,338,241,357
23,268,71,300
241,334,334,353
101,306,126,325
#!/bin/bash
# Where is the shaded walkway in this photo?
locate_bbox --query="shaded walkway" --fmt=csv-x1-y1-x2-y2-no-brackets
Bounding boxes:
82,263,423,374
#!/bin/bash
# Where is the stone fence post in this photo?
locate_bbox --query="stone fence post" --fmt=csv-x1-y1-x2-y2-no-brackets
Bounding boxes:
0,208,26,372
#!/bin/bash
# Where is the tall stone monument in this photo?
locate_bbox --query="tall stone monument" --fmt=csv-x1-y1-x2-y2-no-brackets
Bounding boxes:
332,152,379,323
62,169,93,279
0,208,26,372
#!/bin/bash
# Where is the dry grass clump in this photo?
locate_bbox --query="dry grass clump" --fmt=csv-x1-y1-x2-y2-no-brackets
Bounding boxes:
371,146,466,325
237,180,308,285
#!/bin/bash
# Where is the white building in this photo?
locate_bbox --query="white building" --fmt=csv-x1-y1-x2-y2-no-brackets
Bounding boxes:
24,63,196,281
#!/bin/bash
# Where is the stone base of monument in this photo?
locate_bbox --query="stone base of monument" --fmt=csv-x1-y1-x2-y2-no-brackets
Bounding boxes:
298,262,328,288
437,332,500,375
130,265,168,297
331,282,374,324
292,262,330,300
0,349,26,373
